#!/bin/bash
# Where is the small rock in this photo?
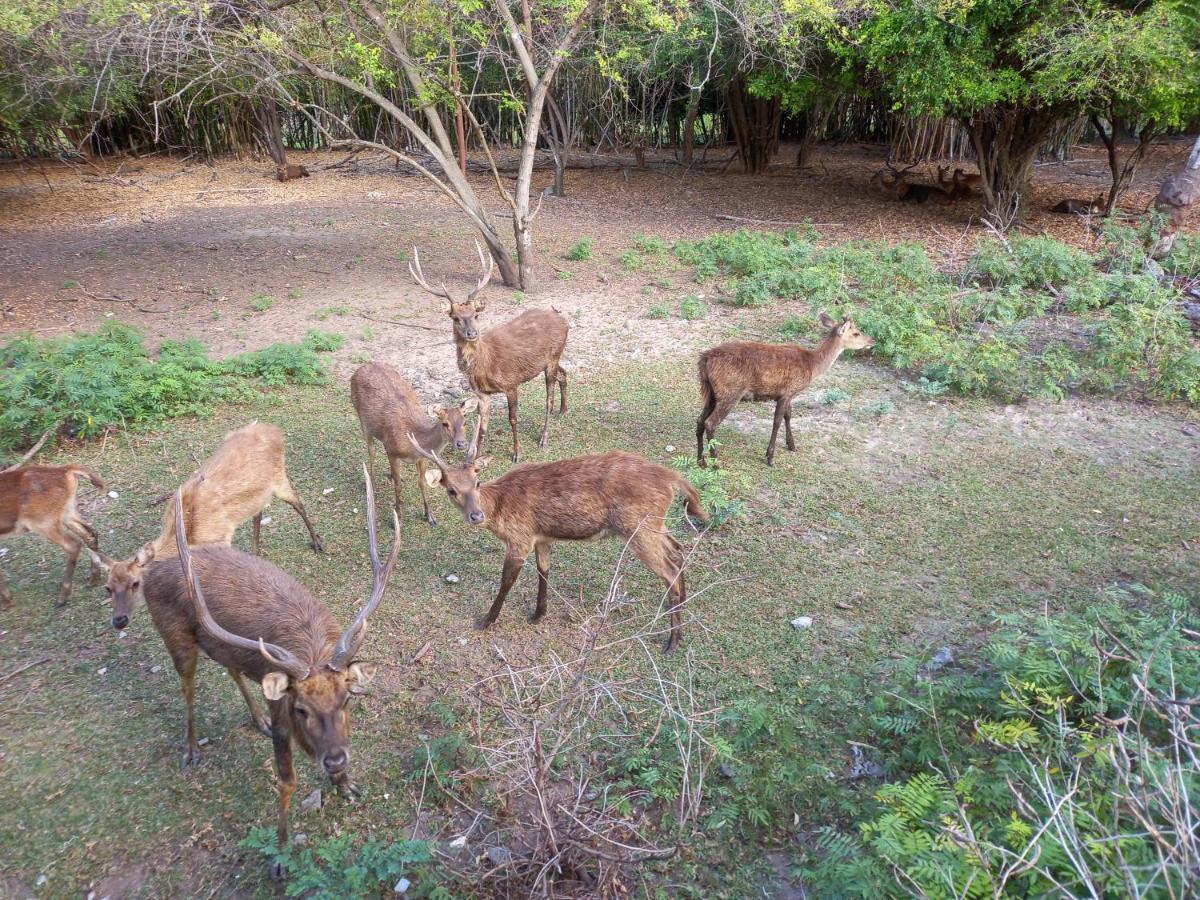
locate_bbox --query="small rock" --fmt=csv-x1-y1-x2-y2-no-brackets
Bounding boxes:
36,874,48,886
834,601,852,610
790,616,813,630
444,574,460,584
718,762,736,778
0,547,8,557
487,846,512,867
448,835,468,849
150,665,162,674
1183,423,1199,437
924,647,954,672
394,877,411,894
197,737,209,746
97,667,107,675
457,637,468,645
299,788,323,813
665,445,675,452
293,832,308,846
352,508,359,514
322,488,335,495
107,491,119,499
260,516,273,525
118,630,127,639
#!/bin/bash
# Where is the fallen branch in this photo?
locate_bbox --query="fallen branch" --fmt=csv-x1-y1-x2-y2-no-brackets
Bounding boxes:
0,655,53,687
2,429,55,472
715,214,842,227
351,309,445,332
194,188,268,198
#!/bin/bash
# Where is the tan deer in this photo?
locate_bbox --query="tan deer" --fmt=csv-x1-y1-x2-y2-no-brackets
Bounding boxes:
350,362,478,525
89,422,324,630
697,314,875,467
0,464,105,608
409,422,708,652
136,470,399,867
872,162,950,204
1051,195,1104,214
937,165,981,200
409,241,569,462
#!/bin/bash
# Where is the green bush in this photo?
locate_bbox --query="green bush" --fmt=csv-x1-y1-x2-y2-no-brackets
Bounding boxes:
0,323,338,451
967,236,1093,289
566,237,593,261
680,294,707,320
1164,233,1200,280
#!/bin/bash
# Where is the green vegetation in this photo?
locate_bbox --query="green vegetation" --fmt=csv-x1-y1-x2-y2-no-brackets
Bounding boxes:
0,324,341,451
647,302,669,319
247,293,275,313
679,294,707,320
566,237,593,261
671,228,1200,404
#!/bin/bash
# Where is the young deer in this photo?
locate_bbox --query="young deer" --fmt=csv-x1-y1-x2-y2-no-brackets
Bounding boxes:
1051,195,1104,214
89,422,323,630
696,314,875,467
410,241,569,462
0,464,104,609
409,423,708,652
350,362,478,525
140,470,399,865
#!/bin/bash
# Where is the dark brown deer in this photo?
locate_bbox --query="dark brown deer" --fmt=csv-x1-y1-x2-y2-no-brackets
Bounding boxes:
0,464,104,609
872,163,950,204
409,241,569,462
1051,195,1104,214
350,362,478,525
276,163,309,182
696,314,875,467
138,469,399,866
409,422,708,652
937,166,980,200
89,422,323,630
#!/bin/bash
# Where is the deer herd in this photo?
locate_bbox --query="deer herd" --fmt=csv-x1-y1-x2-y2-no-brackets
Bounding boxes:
872,161,1103,215
0,240,875,870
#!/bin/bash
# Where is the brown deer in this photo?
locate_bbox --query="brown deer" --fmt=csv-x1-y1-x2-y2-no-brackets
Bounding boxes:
276,163,309,182
937,166,980,200
409,241,569,462
872,163,950,205
89,422,324,630
409,422,708,652
696,314,875,467
350,362,478,525
1051,195,1104,214
0,465,104,609
139,470,399,866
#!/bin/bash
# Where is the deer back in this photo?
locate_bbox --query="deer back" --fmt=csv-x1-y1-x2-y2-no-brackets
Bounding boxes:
0,465,91,538
468,308,569,393
143,545,338,681
350,363,430,457
700,341,825,400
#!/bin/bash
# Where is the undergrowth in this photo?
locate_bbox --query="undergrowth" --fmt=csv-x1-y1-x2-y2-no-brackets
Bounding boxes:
664,225,1200,404
0,323,342,452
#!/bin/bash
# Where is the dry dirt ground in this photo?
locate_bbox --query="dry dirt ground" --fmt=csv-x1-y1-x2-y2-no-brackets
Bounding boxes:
2,139,1195,391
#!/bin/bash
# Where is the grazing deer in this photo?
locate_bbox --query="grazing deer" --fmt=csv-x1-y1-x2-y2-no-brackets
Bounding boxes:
139,470,399,864
0,465,104,609
89,422,323,630
1051,195,1104,214
350,362,478,525
409,422,708,652
696,314,874,467
276,163,309,182
409,241,569,462
872,163,950,205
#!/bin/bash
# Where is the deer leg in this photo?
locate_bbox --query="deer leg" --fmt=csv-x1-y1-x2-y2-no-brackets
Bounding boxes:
55,539,82,607
506,390,521,463
476,391,491,448
632,534,686,653
416,459,436,526
704,398,738,463
531,541,553,623
784,400,797,452
538,369,553,450
269,716,296,872
252,512,263,556
0,567,11,610
696,394,717,466
173,645,201,768
276,479,325,553
766,398,788,466
229,668,271,737
67,518,103,585
556,366,568,414
480,552,526,629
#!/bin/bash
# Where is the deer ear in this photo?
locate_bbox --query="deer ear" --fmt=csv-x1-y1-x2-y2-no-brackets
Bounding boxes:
473,456,492,473
262,672,290,701
818,312,836,330
134,542,156,567
460,396,479,414
426,403,446,419
423,468,443,487
347,662,376,693
472,297,487,313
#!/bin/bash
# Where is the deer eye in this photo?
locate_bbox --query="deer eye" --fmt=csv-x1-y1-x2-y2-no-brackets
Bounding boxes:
447,488,458,498
295,707,308,718
131,581,140,590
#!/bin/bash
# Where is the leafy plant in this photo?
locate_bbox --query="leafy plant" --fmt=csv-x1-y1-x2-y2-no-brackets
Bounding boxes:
566,237,593,261
247,293,275,313
670,452,746,526
647,302,669,319
679,294,707,320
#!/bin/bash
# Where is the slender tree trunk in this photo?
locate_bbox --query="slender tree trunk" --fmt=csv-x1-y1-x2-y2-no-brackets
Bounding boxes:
1091,114,1155,217
726,75,780,174
450,41,467,177
1152,133,1200,258
681,87,701,166
255,98,288,167
965,106,1065,230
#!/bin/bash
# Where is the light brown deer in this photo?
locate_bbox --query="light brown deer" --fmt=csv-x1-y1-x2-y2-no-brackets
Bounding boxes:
872,163,950,205
696,314,875,467
937,165,980,200
409,422,708,652
138,470,399,867
276,163,309,182
0,464,104,609
409,241,569,462
89,422,324,630
350,362,478,525
1051,195,1104,214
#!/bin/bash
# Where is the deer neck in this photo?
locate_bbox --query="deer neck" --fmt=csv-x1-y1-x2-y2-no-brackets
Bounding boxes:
808,332,845,379
455,333,488,381
410,416,444,454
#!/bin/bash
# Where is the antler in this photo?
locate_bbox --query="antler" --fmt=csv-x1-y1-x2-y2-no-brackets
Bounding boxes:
329,465,402,669
408,245,452,300
464,415,484,464
173,492,310,681
406,431,447,469
467,240,495,301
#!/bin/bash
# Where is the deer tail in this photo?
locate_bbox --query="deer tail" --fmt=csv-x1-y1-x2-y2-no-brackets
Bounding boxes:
67,466,105,491
677,476,710,524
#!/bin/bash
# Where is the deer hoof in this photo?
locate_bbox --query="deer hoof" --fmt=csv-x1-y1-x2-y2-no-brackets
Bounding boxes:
537,434,549,450
54,593,70,609
663,635,681,654
0,594,12,611
475,615,497,631
510,452,520,463
180,745,202,769
310,537,326,553
252,717,273,738
87,571,103,588
425,514,438,527
335,779,361,801
528,609,546,624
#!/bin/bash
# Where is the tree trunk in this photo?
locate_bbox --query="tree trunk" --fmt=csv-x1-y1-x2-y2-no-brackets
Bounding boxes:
450,41,468,177
726,75,780,175
681,87,701,166
1151,134,1200,258
255,98,288,167
965,106,1066,230
1091,114,1155,217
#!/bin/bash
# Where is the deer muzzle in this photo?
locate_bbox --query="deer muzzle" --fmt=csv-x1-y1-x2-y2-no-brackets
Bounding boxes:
322,748,349,775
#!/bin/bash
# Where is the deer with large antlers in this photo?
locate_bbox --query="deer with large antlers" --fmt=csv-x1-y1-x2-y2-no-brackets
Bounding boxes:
410,242,569,462
89,422,324,630
409,422,708,652
134,468,399,867
0,464,105,609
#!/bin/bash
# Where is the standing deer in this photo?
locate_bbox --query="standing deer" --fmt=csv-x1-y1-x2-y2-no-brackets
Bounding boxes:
139,469,399,866
409,241,569,462
0,464,104,609
696,314,874,467
89,422,324,630
409,422,708,652
350,362,478,525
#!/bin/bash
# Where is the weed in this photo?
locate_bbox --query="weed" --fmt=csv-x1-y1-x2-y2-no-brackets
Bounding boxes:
360,325,376,342
670,452,746,526
511,290,525,305
567,238,593,261
860,399,894,417
647,303,669,320
62,280,78,290
680,295,707,320
247,293,274,313
557,270,573,280
818,388,849,405
287,287,303,301
619,249,644,272
313,305,350,321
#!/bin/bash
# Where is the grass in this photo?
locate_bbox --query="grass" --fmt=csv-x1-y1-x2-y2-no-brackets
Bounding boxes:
0,354,1196,896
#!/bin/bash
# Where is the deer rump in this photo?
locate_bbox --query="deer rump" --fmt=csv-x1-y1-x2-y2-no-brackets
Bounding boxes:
142,545,338,681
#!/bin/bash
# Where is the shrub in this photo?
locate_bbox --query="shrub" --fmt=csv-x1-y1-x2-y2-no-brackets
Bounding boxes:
679,294,707,320
670,453,746,527
967,236,1093,289
247,292,275,313
647,303,669,320
566,237,593,261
